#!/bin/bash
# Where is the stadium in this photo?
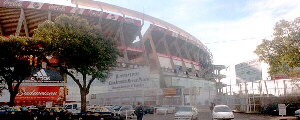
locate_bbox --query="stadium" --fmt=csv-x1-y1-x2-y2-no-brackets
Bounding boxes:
0,0,219,106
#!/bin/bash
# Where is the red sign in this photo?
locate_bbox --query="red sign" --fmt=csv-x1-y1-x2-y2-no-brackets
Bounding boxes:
163,88,177,95
15,86,64,101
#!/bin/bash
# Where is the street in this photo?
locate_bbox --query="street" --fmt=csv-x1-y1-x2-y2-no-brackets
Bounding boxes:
143,109,296,120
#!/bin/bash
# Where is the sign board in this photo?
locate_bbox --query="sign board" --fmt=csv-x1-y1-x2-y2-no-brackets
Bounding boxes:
163,88,181,96
106,67,151,91
278,104,286,116
163,88,176,95
235,59,262,83
24,68,63,83
15,86,64,101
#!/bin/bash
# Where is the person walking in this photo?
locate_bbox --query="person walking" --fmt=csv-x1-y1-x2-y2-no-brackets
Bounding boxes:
134,102,144,120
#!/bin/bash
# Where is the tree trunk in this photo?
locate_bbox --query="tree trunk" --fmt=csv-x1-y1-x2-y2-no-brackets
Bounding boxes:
9,91,17,107
80,89,87,112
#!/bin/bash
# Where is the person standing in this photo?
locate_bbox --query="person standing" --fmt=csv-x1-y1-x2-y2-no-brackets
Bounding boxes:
134,102,144,120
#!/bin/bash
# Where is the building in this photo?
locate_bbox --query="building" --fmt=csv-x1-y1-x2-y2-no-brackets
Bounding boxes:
0,0,217,106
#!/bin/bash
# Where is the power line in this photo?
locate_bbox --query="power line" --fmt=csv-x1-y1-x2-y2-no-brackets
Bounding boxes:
204,37,268,44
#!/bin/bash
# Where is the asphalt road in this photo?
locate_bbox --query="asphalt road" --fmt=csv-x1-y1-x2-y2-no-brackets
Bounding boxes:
143,110,295,120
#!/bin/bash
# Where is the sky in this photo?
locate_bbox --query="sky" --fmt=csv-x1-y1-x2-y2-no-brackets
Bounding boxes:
28,0,300,66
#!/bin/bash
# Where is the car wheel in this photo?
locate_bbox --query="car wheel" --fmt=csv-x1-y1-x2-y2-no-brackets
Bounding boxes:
194,117,198,120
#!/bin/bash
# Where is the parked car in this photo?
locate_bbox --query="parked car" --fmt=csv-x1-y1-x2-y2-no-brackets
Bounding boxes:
156,107,168,115
155,105,175,114
162,105,175,114
87,106,112,119
64,103,81,115
212,105,234,120
6,106,22,115
42,106,68,119
143,105,155,114
0,106,6,115
286,103,298,116
104,106,118,119
174,106,198,120
113,105,135,120
295,109,300,119
262,103,299,116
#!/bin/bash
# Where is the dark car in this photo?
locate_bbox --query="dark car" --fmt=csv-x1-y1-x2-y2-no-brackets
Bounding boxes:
261,103,299,116
105,106,118,119
286,104,298,116
143,105,155,114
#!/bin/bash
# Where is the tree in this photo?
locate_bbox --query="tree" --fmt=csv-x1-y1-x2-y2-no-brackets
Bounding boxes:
255,17,300,78
0,36,40,106
33,15,118,112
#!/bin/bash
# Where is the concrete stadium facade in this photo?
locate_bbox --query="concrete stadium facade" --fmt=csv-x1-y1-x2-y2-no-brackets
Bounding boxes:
0,0,216,106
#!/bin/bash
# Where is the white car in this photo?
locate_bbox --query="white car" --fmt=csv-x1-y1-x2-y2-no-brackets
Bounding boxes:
156,107,169,115
174,106,198,120
295,109,300,118
113,105,135,119
158,105,175,114
212,105,234,120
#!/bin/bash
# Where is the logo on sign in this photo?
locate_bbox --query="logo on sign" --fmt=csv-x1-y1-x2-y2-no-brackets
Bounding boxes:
17,89,57,96
31,69,50,81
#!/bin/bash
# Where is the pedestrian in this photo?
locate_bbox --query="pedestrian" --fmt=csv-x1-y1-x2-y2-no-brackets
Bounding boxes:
210,102,215,111
134,102,144,120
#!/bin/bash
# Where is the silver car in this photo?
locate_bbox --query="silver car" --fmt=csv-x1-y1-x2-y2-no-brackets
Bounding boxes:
174,106,198,120
113,105,135,120
212,105,234,120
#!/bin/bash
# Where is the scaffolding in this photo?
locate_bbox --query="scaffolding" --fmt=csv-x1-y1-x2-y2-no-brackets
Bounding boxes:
221,79,300,113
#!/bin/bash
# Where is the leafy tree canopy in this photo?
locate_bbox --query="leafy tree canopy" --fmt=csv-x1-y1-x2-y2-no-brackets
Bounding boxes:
34,15,117,81
255,17,300,78
33,14,118,112
0,36,40,106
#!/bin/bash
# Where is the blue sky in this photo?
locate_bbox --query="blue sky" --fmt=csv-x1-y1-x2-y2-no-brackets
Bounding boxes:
28,0,300,66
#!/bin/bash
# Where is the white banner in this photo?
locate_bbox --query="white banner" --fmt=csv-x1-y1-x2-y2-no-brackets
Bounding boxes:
106,67,151,91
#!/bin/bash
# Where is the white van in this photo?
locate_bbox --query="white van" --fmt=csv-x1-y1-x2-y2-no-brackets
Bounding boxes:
64,103,81,115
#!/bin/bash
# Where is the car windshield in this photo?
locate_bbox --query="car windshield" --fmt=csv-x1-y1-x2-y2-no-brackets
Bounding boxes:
113,106,121,110
104,107,114,112
95,108,102,112
214,106,231,112
65,105,72,109
177,107,192,112
162,105,169,108
21,107,28,111
7,108,16,111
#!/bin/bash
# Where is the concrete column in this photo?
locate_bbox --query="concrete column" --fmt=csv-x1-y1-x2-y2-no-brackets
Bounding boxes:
162,32,176,70
15,8,29,37
173,37,187,71
48,11,52,21
137,22,149,65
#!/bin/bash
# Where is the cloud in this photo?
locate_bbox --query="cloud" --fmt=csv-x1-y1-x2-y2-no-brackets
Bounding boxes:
184,0,300,65
26,0,300,66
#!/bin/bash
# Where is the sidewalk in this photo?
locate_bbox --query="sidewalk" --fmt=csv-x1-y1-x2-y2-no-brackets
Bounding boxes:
271,116,298,120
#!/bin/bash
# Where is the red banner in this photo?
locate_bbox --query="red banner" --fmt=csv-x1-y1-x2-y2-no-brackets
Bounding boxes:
15,86,64,101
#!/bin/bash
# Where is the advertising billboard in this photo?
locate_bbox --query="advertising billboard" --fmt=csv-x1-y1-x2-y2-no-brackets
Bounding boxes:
235,59,262,83
163,88,182,96
15,86,64,101
23,68,63,83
